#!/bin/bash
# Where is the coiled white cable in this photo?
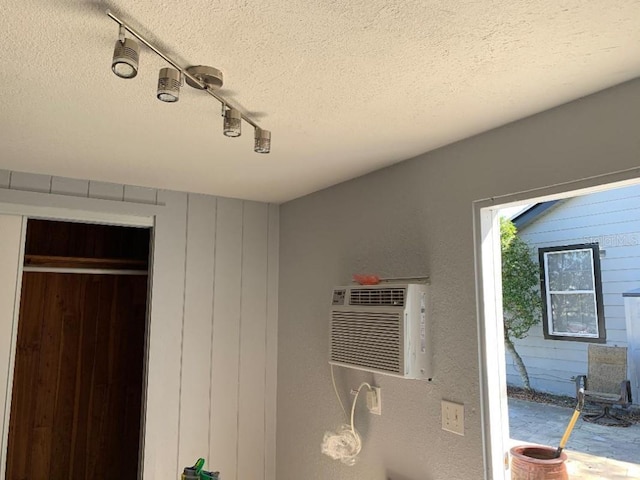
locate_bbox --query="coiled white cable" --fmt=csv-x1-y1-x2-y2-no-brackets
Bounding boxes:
322,367,373,466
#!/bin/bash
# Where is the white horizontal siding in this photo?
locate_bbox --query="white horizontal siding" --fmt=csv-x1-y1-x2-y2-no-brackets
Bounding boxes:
506,367,577,397
520,223,640,246
601,268,640,283
603,305,626,320
603,293,625,307
601,256,640,269
602,316,627,331
0,169,279,478
605,330,628,345
520,200,640,229
522,187,640,221
508,346,586,366
508,184,640,403
603,281,640,295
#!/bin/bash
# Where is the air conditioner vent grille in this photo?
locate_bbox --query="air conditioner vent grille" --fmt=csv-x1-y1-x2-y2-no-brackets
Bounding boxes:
349,288,405,307
330,311,401,374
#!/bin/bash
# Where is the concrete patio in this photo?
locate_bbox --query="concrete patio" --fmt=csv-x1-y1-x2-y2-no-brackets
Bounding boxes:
509,398,640,479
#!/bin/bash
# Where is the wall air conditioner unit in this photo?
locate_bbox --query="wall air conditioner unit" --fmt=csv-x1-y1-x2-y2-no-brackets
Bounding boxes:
330,283,431,381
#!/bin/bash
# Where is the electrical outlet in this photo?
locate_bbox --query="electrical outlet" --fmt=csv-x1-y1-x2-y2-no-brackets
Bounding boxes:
367,387,382,415
441,400,464,435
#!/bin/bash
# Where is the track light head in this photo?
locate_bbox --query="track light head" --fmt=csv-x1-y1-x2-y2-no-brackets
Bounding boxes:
254,128,271,154
157,67,181,102
112,37,140,79
223,108,242,137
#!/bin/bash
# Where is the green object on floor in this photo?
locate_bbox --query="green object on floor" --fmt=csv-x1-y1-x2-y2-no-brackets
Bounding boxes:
182,458,220,480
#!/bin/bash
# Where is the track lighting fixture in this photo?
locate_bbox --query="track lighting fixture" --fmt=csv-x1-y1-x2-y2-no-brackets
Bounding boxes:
106,10,270,153
112,37,140,79
223,108,242,137
157,67,181,102
254,128,271,154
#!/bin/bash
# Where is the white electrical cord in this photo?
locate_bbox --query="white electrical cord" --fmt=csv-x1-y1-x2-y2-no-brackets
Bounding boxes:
330,364,348,421
322,370,373,466
350,382,372,437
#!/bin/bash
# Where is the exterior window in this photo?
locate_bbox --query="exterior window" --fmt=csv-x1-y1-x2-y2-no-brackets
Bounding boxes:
539,244,605,342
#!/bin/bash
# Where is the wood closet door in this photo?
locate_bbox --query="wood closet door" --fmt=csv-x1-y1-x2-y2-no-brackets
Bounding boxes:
6,273,147,480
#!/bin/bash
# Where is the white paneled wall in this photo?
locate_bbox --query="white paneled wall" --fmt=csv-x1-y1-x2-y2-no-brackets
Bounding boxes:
238,202,269,480
180,194,217,466
210,197,244,479
0,215,24,478
0,170,278,480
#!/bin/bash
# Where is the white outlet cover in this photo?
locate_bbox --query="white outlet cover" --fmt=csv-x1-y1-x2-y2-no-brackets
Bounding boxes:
441,400,464,436
367,387,382,415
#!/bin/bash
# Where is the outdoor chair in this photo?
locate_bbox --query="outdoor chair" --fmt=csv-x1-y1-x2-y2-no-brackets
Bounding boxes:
575,344,633,427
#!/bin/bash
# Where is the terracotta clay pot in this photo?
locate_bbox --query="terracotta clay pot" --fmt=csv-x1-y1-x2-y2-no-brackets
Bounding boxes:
510,445,568,480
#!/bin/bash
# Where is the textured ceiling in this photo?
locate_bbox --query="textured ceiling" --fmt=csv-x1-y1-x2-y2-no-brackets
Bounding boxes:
1,1,639,203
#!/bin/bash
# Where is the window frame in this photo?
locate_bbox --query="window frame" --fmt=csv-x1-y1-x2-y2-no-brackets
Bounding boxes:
539,243,606,342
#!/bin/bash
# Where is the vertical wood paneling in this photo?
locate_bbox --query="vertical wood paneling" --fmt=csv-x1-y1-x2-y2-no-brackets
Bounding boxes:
124,186,157,205
178,194,217,468
238,202,269,480
264,204,279,480
7,273,147,479
51,177,89,197
0,170,10,189
0,215,24,479
9,172,51,193
6,274,48,478
88,181,125,201
143,190,188,479
55,277,83,477
210,198,243,480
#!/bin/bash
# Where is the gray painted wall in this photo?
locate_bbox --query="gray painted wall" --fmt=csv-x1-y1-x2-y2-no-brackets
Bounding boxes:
278,78,640,480
0,171,278,480
507,184,640,401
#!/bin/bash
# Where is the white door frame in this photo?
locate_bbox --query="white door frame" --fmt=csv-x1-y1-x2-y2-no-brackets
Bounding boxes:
0,214,26,479
0,188,158,227
0,188,159,479
473,166,640,480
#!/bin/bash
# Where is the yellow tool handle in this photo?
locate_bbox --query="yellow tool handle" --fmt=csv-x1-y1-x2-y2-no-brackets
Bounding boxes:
559,409,581,449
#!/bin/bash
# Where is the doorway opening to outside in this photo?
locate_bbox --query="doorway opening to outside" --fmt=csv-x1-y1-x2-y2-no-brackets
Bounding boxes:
476,173,640,480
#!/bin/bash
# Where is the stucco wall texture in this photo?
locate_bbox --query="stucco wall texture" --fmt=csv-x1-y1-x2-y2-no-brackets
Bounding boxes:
277,78,640,479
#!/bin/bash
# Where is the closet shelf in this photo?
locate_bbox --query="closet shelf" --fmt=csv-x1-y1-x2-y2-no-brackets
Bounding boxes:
24,255,148,270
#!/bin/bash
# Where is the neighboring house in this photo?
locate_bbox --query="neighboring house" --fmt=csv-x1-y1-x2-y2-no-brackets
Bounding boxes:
506,184,640,405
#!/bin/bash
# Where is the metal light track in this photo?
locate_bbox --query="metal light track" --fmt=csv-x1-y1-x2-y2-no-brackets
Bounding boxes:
106,9,262,130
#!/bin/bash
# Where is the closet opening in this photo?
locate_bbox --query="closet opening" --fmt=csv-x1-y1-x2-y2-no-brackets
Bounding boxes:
5,218,151,479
